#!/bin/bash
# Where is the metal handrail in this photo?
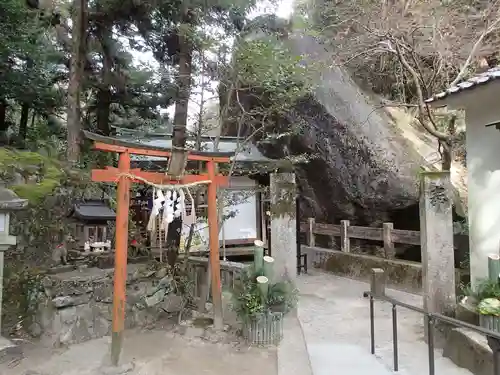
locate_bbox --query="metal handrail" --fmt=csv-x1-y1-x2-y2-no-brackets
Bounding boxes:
365,291,500,375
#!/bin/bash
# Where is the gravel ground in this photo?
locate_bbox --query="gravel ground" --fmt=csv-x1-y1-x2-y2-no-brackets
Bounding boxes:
1,327,277,375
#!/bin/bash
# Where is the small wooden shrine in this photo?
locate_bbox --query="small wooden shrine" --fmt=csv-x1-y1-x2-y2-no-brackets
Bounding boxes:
68,199,115,250
118,132,277,258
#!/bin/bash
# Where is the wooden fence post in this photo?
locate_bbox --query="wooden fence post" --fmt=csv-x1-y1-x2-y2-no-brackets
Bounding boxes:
383,222,395,259
307,217,316,247
340,220,350,252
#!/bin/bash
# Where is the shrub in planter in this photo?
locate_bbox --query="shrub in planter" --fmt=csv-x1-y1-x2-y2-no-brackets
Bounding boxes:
478,298,500,332
464,273,500,332
231,244,298,345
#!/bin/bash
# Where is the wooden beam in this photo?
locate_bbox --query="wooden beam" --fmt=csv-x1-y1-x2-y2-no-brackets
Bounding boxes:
91,168,229,186
93,142,232,163
111,152,131,365
207,160,223,329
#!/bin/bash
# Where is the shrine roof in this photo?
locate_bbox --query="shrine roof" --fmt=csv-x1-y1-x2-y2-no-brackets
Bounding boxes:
426,66,500,103
70,199,116,221
116,135,273,164
83,131,236,158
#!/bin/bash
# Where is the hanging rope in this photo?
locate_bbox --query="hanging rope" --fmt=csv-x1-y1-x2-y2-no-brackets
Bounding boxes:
116,173,211,189
118,171,208,260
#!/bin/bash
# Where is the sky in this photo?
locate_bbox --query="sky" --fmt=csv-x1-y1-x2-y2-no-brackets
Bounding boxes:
131,0,296,131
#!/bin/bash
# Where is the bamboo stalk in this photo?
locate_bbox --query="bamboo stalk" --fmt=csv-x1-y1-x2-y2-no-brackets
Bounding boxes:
256,275,269,305
254,239,265,276
263,256,274,283
489,254,500,282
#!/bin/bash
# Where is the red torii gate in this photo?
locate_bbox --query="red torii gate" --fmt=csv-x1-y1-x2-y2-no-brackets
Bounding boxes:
83,131,233,365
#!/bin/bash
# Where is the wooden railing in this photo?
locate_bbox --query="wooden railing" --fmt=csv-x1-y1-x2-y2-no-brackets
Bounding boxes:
299,218,420,258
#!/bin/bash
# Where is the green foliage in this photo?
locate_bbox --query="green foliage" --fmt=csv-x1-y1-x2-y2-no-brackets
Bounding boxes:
0,0,65,112
0,149,105,265
463,278,500,316
1,265,45,334
478,298,500,317
235,37,308,105
231,265,298,323
0,148,63,204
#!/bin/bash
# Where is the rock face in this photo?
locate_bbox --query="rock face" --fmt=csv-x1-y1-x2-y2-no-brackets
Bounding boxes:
288,34,434,225
224,23,431,226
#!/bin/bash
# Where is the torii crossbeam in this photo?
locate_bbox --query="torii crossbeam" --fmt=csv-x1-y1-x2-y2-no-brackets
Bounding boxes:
82,131,233,365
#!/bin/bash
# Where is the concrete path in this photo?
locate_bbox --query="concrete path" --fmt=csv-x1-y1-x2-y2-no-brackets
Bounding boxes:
295,272,473,375
0,271,477,375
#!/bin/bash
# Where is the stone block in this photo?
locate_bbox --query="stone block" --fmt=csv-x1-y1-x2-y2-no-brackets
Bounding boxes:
93,283,113,303
161,294,184,313
58,306,78,324
126,282,149,306
222,291,238,326
370,268,385,297
443,327,492,375
52,294,90,308
144,289,166,307
154,267,168,279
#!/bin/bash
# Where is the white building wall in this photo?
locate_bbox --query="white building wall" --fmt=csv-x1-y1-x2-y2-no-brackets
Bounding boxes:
450,83,500,286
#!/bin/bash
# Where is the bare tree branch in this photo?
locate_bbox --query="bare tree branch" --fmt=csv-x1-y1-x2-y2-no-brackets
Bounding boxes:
390,39,449,141
450,16,500,86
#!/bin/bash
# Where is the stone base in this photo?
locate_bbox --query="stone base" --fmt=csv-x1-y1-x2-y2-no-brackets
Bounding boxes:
443,328,493,375
0,336,22,364
29,264,185,347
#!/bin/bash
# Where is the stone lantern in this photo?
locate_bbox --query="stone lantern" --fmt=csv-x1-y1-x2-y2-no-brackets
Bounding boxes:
0,187,27,330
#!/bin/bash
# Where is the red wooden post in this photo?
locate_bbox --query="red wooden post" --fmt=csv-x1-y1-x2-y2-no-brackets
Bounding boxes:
111,152,131,365
83,131,233,358
207,160,223,329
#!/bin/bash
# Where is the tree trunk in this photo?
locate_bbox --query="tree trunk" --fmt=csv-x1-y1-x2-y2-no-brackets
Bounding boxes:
19,103,30,141
96,23,113,137
171,15,193,150
441,115,456,171
168,13,194,266
184,50,206,254
31,111,36,128
96,88,111,136
0,100,8,145
66,0,87,164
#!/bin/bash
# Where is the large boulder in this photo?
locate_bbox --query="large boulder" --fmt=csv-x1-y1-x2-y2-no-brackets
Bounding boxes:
222,18,444,226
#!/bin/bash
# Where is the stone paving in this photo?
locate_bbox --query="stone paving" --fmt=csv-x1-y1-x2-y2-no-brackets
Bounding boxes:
296,271,473,375
0,271,478,375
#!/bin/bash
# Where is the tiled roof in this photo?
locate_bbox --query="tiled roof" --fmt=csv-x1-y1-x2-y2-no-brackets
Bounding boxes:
71,200,116,221
119,137,273,164
426,66,500,103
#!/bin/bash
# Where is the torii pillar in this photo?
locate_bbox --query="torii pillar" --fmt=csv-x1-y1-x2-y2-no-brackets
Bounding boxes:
83,131,231,365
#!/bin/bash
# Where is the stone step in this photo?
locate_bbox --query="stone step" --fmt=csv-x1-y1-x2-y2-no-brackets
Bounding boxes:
0,336,23,365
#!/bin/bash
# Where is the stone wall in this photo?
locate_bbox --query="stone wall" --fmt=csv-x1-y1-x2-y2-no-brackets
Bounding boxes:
30,264,183,347
308,247,423,293
302,246,467,295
